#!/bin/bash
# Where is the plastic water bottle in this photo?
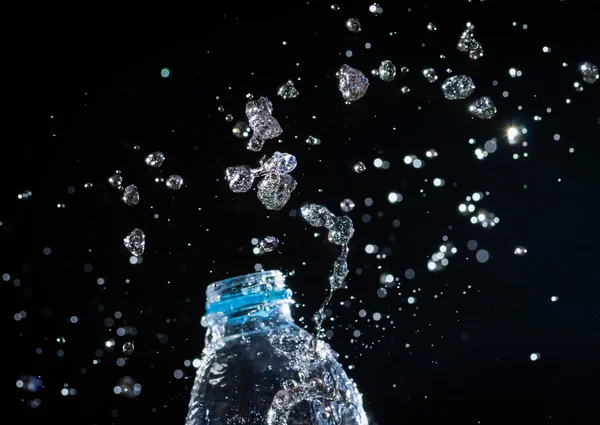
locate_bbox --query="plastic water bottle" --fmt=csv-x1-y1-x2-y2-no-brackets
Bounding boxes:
186,270,368,425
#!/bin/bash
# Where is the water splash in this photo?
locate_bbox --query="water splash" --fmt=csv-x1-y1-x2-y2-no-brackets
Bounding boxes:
266,378,348,425
225,151,298,210
300,203,354,340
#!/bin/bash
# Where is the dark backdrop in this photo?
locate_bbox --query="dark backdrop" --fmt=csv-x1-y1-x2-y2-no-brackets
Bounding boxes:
5,1,600,424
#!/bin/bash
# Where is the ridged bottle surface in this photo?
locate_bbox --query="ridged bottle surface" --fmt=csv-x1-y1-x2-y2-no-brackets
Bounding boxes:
186,270,368,425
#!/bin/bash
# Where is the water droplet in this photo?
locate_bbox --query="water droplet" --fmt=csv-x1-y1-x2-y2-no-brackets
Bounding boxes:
145,151,165,168
457,22,483,60
122,341,135,355
305,135,321,145
166,175,183,190
353,161,366,173
340,198,355,213
345,18,361,33
262,151,297,174
225,165,254,193
580,62,598,84
245,96,282,152
226,151,297,210
108,173,123,188
422,67,438,83
277,80,299,99
369,3,383,14
336,64,369,102
122,184,140,206
378,60,396,82
441,75,475,100
124,229,145,257
326,216,355,245
468,96,497,119
259,236,279,253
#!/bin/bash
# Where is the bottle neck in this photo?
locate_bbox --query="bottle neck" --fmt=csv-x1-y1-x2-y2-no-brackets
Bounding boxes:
202,270,294,347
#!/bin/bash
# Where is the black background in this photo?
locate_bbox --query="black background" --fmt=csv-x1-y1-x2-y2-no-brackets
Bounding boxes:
5,1,600,424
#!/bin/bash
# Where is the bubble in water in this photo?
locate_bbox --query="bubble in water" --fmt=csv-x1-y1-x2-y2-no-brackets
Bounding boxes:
468,96,497,119
84,182,93,189
530,352,541,361
378,60,396,82
400,86,411,94
422,67,438,83
400,66,409,74
17,190,33,200
441,75,475,100
277,80,299,99
580,62,598,84
217,106,225,112
345,18,361,33
225,114,233,122
353,161,366,173
145,151,165,167
340,198,355,213
245,96,283,152
259,236,280,253
108,172,123,188
123,229,145,257
122,341,135,355
427,22,437,31
122,184,139,206
305,135,321,145
336,64,369,102
166,175,184,190
331,4,340,11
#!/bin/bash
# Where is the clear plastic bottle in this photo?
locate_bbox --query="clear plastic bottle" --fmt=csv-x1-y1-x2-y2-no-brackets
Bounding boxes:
186,270,368,425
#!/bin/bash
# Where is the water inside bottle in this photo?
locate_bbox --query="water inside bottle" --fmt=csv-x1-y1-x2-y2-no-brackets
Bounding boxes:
186,270,368,424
